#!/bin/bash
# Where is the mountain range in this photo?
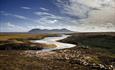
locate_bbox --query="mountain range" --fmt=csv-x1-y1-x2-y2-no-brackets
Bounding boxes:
28,28,73,34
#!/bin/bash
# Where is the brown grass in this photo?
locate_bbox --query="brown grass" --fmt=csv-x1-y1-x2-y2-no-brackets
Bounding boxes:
0,33,59,50
0,34,47,40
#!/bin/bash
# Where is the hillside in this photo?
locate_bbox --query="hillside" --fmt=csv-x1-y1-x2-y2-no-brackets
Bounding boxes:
28,28,73,34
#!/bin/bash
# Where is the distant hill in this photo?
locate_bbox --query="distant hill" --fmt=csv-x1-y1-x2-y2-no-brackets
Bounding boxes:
28,28,74,34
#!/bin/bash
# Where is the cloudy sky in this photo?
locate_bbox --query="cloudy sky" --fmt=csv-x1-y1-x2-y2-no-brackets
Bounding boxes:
0,0,115,32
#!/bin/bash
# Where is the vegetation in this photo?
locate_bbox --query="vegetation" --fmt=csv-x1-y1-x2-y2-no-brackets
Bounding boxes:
0,51,90,70
57,33,115,70
0,33,59,50
59,33,115,53
0,33,115,70
0,33,60,40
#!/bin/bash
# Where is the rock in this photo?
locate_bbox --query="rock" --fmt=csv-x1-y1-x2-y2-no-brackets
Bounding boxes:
99,64,105,69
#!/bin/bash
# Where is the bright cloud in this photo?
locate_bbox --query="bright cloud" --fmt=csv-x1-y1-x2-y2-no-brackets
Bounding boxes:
7,22,15,28
56,0,91,18
0,22,28,32
77,0,115,8
0,0,115,32
55,0,115,32
34,12,51,16
21,6,31,9
13,14,28,19
50,20,57,24
40,7,49,11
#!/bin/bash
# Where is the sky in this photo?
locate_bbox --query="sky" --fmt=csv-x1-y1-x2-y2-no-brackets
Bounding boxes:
0,0,115,32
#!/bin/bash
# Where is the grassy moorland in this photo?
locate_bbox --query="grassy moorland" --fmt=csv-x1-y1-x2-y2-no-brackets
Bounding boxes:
57,32,115,69
0,33,60,40
0,32,115,70
60,32,115,53
0,33,59,50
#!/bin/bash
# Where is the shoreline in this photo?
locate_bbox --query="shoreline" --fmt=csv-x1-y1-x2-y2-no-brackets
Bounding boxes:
30,35,76,52
0,33,115,70
23,34,115,70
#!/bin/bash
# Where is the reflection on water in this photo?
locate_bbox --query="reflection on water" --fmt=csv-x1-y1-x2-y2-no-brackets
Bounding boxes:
31,35,76,51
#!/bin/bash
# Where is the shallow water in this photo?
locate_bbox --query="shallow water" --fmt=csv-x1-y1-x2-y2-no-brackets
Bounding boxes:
31,35,76,52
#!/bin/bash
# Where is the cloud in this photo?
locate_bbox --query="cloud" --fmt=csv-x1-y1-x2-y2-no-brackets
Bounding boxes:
79,0,115,29
13,14,28,19
34,11,61,19
34,12,51,16
77,0,115,8
55,0,115,19
55,0,115,32
1,0,115,32
21,6,31,9
0,11,10,16
49,20,57,24
0,11,28,20
0,11,68,32
0,22,28,32
56,0,91,18
40,7,49,11
34,11,69,20
7,22,15,28
32,11,75,29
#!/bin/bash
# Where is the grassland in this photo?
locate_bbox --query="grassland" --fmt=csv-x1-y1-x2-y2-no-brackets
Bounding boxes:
58,32,115,69
0,32,115,70
0,33,59,50
0,33,60,40
60,32,115,53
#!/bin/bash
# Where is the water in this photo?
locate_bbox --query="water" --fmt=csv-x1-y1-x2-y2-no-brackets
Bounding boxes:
31,35,76,52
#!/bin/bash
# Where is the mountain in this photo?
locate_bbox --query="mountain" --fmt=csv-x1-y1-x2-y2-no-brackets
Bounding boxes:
28,28,74,34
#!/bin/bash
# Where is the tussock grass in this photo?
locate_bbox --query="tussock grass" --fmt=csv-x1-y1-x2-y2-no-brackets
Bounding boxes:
0,33,58,50
0,33,59,40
